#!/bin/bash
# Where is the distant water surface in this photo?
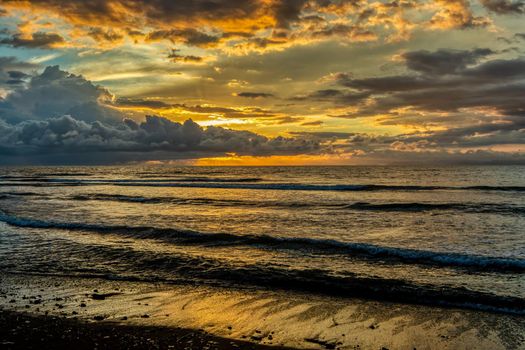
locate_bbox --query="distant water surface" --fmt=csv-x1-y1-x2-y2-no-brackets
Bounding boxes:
0,166,524,314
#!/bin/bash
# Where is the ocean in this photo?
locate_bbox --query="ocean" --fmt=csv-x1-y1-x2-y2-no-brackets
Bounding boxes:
1,165,524,316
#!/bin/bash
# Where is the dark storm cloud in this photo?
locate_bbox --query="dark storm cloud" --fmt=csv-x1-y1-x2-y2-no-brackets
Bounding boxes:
337,75,432,92
0,61,521,164
401,48,494,75
0,57,36,72
271,0,309,28
0,64,321,164
292,88,370,104
461,58,525,79
5,79,24,85
285,48,525,151
0,32,65,48
327,50,525,121
334,54,525,92
0,115,319,162
480,0,525,14
236,92,274,98
422,123,525,146
0,56,37,89
0,66,121,124
7,70,30,79
4,69,31,85
115,98,172,109
304,89,344,98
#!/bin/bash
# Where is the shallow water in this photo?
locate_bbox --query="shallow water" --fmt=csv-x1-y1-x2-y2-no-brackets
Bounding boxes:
0,166,524,314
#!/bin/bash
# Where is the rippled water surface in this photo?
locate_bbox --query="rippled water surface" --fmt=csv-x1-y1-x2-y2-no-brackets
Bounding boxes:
1,166,524,314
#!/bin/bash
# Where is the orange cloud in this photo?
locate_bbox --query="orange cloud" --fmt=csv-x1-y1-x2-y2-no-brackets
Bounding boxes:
429,0,491,29
0,0,499,54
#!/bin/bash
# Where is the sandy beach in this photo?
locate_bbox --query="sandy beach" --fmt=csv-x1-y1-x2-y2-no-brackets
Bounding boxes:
1,272,524,350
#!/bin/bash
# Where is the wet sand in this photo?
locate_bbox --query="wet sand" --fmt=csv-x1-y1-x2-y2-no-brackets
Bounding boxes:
1,272,524,349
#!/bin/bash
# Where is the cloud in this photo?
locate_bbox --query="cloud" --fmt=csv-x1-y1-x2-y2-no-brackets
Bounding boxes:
0,64,322,164
350,149,525,165
0,115,320,164
292,88,370,104
480,0,525,14
114,97,172,109
0,32,65,48
301,120,323,126
87,27,124,43
428,0,491,29
5,70,30,85
330,49,525,120
311,24,377,42
0,0,503,53
401,48,494,75
289,127,525,164
167,49,204,63
146,29,221,47
0,56,37,89
113,97,278,119
291,48,525,153
0,65,121,124
1,63,522,165
273,116,305,124
289,131,358,139
235,92,274,98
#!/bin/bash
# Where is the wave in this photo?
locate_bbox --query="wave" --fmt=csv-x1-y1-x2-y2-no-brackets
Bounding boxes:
1,210,523,273
68,194,525,215
70,194,254,206
3,239,524,315
0,191,42,197
107,183,524,192
21,180,525,192
0,173,93,179
0,177,262,183
2,175,525,192
137,176,263,182
0,191,49,200
344,202,525,214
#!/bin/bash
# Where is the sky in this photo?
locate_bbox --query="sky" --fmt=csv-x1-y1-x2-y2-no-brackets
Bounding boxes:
0,0,524,165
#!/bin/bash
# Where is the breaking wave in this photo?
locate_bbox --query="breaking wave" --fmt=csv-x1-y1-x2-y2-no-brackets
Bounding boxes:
1,210,523,273
67,193,525,215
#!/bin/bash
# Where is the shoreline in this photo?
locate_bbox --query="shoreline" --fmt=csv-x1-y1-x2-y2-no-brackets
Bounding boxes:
2,272,524,349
